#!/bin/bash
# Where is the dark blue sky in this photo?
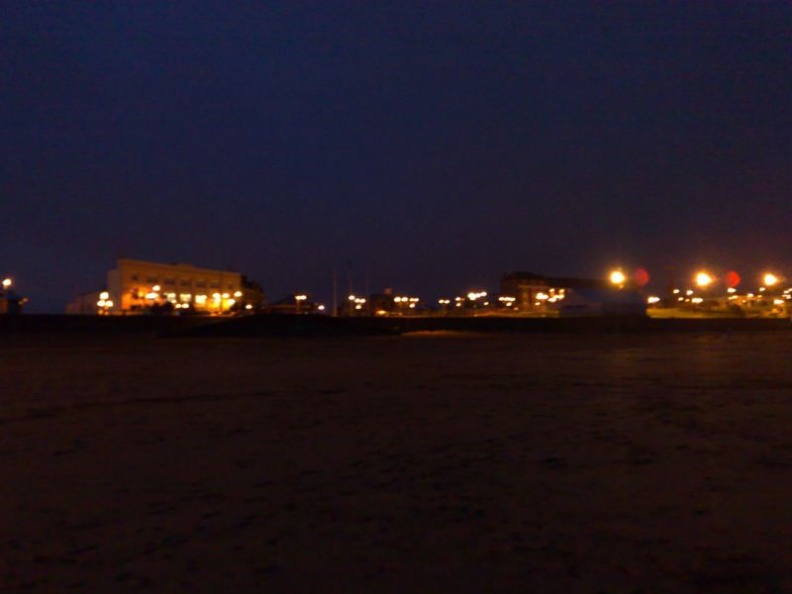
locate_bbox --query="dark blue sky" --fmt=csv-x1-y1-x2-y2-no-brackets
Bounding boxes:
3,2,791,311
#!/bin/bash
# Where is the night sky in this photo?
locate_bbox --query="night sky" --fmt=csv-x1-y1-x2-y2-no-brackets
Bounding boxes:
3,3,791,312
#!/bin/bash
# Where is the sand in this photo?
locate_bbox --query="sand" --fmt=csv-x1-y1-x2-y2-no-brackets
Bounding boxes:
1,331,791,592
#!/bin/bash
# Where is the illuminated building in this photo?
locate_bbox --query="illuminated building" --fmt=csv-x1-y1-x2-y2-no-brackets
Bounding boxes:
500,271,646,316
69,259,263,315
501,272,605,311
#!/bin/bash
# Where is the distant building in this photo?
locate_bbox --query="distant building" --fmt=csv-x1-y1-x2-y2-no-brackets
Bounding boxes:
65,290,105,315
349,289,423,317
500,271,605,311
368,291,396,316
554,286,647,317
68,259,264,315
261,294,324,315
500,271,646,316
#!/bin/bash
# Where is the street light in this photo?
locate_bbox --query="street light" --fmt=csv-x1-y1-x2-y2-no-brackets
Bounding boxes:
97,291,113,315
695,272,713,288
609,270,626,287
763,273,779,288
1,278,11,290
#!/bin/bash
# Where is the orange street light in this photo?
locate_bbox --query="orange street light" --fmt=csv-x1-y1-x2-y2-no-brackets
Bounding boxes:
609,270,626,286
695,272,713,288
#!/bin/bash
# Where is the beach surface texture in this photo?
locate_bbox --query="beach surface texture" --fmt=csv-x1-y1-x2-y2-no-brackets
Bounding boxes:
1,331,791,592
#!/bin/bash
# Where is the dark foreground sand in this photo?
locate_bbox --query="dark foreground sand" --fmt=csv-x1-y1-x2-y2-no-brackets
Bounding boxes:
1,331,791,593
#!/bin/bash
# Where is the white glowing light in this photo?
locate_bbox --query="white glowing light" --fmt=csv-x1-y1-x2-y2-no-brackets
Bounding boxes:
609,270,626,285
695,272,713,288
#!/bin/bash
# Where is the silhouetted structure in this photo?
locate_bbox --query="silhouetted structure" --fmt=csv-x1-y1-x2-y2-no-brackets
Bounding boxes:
501,272,605,309
500,271,646,316
0,289,26,314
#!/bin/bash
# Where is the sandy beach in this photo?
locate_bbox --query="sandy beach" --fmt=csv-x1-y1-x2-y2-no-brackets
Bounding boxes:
1,330,791,592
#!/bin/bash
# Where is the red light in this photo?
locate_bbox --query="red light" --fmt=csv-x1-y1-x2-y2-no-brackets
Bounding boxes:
633,268,650,287
724,270,741,288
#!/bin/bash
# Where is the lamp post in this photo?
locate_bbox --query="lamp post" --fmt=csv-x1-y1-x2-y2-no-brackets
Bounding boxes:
763,273,779,289
97,291,114,315
692,271,715,310
294,294,307,314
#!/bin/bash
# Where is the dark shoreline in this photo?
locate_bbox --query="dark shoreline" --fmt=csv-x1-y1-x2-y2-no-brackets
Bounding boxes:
1,313,789,337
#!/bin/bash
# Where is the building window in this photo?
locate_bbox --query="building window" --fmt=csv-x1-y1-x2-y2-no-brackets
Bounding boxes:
210,281,220,288
131,274,139,281
180,279,190,287
195,280,207,288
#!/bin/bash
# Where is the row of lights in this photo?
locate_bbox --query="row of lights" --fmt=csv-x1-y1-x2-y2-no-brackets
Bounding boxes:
436,292,491,309
691,271,781,289
534,289,566,306
101,285,252,313
293,294,325,312
394,296,420,309
439,289,566,310
610,268,785,290
149,285,244,305
348,294,367,311
498,296,516,307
